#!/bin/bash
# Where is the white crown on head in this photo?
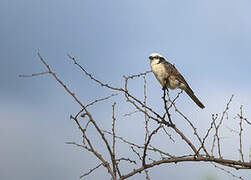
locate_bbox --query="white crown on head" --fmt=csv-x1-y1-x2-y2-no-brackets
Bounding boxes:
149,53,164,58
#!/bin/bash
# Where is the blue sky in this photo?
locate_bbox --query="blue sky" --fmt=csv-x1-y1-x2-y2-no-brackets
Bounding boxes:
1,0,251,179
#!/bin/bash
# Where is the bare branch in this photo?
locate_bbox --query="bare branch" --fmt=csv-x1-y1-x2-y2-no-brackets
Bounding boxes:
86,94,118,108
171,98,209,156
162,89,173,124
143,75,150,143
80,163,103,179
111,102,117,178
37,53,116,179
19,71,50,77
243,118,251,126
123,110,140,117
120,156,251,179
160,126,175,143
131,146,142,161
125,71,152,79
197,114,218,156
238,106,244,162
211,163,244,180
67,53,123,91
116,158,137,165
212,95,234,158
144,169,151,180
163,91,200,156
167,90,183,110
148,145,175,158
142,125,162,166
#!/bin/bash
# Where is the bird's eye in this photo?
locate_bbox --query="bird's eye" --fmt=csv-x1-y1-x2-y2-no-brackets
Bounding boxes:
155,56,159,59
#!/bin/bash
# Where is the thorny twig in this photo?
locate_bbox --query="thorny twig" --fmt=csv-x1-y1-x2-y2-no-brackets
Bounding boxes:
123,110,140,117
33,53,116,179
86,93,118,108
211,95,234,158
143,75,150,143
197,114,218,156
19,71,49,77
112,102,117,178
116,158,136,165
142,125,162,166
80,163,103,179
169,96,208,157
238,106,245,162
211,163,244,180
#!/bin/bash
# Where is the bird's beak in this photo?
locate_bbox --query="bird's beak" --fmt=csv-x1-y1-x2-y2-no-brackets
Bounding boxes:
149,56,153,60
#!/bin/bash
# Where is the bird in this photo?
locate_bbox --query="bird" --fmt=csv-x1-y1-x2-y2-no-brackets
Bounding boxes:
149,53,205,109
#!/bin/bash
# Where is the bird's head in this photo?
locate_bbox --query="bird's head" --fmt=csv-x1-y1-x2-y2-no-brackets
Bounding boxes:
149,53,165,63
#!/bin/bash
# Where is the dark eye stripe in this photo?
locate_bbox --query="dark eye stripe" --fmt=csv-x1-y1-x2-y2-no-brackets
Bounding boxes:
149,55,164,60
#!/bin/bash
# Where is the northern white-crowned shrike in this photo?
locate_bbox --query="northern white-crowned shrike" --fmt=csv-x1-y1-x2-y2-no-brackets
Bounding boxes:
149,53,205,109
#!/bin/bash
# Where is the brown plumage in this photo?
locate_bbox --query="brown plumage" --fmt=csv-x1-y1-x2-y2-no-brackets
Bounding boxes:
163,61,204,109
184,86,205,109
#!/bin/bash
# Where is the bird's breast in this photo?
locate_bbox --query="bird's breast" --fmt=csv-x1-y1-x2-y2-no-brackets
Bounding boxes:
150,62,186,90
150,62,167,87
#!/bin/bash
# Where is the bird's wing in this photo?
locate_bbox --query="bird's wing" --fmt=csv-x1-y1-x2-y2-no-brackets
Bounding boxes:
162,61,194,93
162,60,204,109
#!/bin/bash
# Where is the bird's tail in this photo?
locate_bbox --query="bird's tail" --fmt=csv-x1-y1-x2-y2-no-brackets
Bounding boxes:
185,88,205,109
